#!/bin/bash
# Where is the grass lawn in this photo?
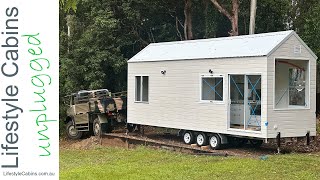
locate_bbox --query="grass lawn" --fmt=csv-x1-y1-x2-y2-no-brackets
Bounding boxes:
60,146,320,180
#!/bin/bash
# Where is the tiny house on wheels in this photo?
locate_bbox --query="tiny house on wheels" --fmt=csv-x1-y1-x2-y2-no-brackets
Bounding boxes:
127,30,317,150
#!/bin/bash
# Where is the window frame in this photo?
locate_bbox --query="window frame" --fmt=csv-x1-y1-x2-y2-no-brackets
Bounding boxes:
227,73,263,132
199,74,225,103
273,58,310,110
135,75,149,103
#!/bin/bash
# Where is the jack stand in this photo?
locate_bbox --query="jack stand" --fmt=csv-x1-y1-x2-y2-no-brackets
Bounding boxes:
137,124,141,132
277,132,281,154
141,125,144,136
306,131,310,146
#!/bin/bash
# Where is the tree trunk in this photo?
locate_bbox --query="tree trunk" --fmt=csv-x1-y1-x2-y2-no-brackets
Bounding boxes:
204,0,209,38
211,0,239,36
231,0,239,36
249,0,257,34
184,0,193,40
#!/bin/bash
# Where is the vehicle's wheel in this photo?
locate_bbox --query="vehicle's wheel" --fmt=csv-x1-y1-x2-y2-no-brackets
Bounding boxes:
209,134,222,150
66,121,83,140
93,118,102,136
249,139,263,148
196,132,208,146
183,131,194,144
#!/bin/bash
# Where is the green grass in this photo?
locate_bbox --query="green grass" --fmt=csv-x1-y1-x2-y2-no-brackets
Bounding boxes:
60,146,320,180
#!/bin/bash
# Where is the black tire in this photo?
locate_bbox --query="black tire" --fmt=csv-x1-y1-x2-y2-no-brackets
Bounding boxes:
66,121,83,140
209,134,222,150
93,118,102,136
183,131,194,144
196,132,208,146
249,139,263,148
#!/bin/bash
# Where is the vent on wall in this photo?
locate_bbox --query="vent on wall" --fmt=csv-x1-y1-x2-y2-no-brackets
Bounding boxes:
294,45,302,54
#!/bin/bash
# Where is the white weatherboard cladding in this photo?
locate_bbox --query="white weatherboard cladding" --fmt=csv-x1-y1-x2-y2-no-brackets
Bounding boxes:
267,34,317,138
129,31,293,62
128,57,268,138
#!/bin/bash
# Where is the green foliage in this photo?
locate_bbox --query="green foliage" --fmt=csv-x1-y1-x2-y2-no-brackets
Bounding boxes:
255,0,290,33
60,0,127,96
60,0,79,12
293,0,320,62
60,146,320,179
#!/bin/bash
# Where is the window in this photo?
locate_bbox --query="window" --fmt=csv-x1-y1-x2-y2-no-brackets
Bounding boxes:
135,76,149,102
275,59,309,109
201,76,223,101
289,68,305,106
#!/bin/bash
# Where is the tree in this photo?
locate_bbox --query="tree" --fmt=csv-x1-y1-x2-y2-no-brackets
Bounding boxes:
254,0,290,33
184,0,193,39
210,0,239,36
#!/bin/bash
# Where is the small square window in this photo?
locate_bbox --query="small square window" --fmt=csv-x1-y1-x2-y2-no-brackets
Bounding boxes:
201,77,223,101
135,76,149,102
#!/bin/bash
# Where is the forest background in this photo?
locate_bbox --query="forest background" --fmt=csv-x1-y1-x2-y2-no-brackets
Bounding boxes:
59,0,320,130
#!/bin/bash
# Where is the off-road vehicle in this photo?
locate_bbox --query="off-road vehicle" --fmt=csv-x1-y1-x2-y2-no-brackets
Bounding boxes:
64,89,127,139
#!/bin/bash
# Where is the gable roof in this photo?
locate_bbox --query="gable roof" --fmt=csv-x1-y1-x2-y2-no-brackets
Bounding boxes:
128,30,317,63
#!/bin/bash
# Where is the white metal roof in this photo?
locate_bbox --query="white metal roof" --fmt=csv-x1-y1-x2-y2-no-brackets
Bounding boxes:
128,30,316,62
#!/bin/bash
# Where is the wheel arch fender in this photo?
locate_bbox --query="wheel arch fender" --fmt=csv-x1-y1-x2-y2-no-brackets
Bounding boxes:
65,116,74,125
178,129,185,137
217,134,228,144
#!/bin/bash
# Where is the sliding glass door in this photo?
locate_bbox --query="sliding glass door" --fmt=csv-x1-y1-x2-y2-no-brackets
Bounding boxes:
229,74,261,131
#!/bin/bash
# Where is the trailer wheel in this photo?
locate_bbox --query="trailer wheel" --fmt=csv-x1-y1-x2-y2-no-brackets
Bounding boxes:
209,134,221,150
66,121,83,140
249,139,263,148
183,131,194,144
196,133,208,146
93,118,102,136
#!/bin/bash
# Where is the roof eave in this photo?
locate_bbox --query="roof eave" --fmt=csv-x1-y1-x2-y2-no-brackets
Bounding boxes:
127,55,267,63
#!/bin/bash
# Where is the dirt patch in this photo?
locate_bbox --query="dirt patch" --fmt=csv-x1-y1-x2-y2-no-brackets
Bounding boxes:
101,136,127,148
60,136,101,150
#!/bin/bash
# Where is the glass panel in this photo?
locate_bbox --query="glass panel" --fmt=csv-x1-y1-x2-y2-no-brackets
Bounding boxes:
230,75,244,103
289,68,305,106
229,75,245,129
135,76,141,101
246,75,261,131
214,78,223,101
142,76,149,101
202,77,223,101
